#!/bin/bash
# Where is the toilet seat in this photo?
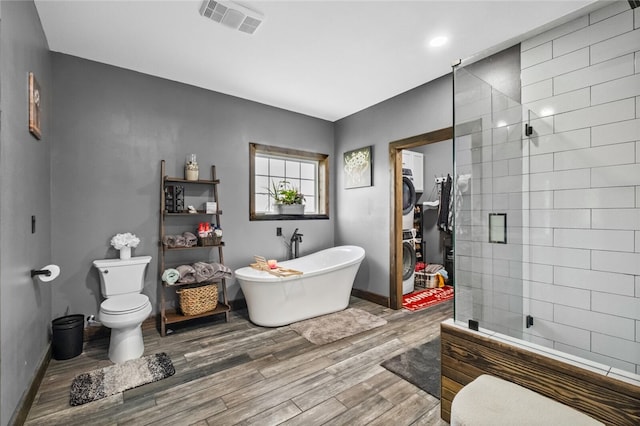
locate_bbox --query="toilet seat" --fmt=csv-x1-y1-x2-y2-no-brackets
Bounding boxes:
101,294,149,315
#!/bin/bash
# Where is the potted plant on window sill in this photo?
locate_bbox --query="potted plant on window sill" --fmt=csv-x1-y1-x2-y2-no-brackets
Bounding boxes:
269,180,305,215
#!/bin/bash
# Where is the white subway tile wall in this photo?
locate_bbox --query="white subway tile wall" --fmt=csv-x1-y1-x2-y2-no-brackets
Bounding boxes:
520,42,552,69
553,304,635,341
530,209,591,229
554,143,635,171
521,48,589,86
530,128,590,155
591,119,639,147
589,1,630,24
554,98,636,133
590,28,640,65
520,15,588,52
554,54,634,96
468,2,640,373
591,73,640,105
552,11,632,57
592,250,640,275
457,2,640,376
521,79,553,104
553,187,635,209
554,266,635,296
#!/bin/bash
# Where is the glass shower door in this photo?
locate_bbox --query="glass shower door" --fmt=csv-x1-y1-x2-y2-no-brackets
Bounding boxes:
453,66,528,338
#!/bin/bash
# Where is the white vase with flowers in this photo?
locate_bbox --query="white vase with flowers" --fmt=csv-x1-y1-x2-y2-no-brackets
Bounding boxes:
110,232,140,260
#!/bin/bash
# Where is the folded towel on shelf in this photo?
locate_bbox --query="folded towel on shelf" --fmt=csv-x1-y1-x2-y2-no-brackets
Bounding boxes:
176,264,196,284
183,232,197,247
173,236,187,248
162,235,177,248
207,262,233,279
193,261,215,282
161,268,180,285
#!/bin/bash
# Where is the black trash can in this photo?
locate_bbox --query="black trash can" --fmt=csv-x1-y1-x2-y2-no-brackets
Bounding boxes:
52,314,84,360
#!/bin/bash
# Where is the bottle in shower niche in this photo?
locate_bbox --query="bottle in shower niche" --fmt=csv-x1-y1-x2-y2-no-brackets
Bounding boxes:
185,154,199,181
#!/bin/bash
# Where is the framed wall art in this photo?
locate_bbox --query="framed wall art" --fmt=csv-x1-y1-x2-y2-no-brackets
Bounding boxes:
29,72,42,139
343,145,372,189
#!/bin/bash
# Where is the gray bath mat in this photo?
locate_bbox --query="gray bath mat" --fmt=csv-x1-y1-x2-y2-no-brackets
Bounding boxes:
69,352,175,406
381,336,441,398
290,308,387,345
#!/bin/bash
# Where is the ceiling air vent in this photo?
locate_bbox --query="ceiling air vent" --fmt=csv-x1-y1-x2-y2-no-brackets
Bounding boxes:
199,0,264,34
629,0,640,9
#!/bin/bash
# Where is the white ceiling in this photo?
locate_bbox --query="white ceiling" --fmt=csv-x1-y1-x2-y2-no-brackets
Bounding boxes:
34,0,598,121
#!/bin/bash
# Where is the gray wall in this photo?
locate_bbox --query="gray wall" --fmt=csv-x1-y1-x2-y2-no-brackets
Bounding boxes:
0,1,53,424
50,53,335,320
334,75,453,298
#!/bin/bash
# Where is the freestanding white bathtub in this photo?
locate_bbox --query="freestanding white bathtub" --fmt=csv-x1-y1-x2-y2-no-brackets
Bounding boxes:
235,245,365,327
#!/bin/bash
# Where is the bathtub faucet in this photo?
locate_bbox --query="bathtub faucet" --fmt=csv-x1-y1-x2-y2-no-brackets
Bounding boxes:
289,228,303,259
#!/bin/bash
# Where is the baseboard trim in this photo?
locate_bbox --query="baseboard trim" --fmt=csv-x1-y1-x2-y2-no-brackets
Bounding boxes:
9,344,52,426
351,288,389,308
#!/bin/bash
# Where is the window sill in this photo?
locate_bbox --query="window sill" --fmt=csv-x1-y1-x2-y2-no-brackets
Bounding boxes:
250,213,329,221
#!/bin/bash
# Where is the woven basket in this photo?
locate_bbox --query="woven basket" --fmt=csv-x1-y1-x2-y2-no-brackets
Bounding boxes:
198,235,222,246
177,284,218,316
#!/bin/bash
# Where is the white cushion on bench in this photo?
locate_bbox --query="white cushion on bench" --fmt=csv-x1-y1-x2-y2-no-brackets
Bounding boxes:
451,374,604,426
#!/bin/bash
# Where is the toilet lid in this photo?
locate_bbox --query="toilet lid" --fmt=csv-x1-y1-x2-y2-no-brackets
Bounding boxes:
101,294,149,315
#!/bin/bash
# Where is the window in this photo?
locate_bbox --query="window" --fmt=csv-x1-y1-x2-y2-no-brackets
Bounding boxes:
250,143,329,220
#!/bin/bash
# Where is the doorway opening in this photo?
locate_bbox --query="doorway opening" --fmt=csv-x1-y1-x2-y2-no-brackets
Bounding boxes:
388,126,453,309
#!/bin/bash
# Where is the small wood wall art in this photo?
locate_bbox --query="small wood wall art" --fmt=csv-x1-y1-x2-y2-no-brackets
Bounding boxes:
29,72,42,140
343,145,373,189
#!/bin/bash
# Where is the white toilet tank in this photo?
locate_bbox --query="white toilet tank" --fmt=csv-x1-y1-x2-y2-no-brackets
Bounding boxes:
93,255,152,297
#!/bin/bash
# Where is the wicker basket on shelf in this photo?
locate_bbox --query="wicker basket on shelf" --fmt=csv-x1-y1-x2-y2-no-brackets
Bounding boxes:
197,235,222,246
176,284,218,315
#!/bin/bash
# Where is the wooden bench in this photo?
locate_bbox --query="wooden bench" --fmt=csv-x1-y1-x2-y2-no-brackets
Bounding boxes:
440,320,640,425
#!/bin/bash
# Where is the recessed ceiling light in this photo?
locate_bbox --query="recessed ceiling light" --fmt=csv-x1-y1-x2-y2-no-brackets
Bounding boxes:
429,36,448,47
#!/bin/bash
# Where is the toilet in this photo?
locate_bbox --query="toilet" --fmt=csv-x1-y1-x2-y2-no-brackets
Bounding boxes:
92,255,152,363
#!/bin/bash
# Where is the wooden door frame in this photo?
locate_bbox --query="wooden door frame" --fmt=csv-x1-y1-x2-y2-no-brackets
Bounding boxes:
389,126,453,309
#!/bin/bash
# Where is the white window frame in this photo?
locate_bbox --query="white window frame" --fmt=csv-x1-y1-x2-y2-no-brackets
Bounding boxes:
249,143,329,221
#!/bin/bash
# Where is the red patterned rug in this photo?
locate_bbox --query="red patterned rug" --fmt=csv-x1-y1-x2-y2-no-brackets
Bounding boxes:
403,286,454,311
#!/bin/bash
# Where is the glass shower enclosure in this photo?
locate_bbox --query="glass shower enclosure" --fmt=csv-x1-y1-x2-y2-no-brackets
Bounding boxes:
453,64,638,377
453,66,528,338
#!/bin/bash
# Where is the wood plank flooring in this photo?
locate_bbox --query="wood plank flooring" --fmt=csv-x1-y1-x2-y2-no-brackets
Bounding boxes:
25,297,452,426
